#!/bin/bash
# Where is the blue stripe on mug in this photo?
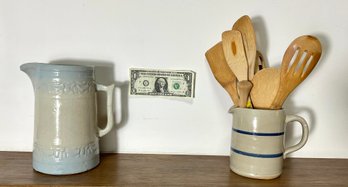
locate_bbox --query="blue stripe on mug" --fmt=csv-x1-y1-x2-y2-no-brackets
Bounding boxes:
232,128,284,136
231,147,283,158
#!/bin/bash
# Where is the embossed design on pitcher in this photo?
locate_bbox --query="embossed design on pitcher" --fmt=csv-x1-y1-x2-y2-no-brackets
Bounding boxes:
21,63,115,175
48,80,95,95
75,142,99,158
33,141,99,162
52,147,69,161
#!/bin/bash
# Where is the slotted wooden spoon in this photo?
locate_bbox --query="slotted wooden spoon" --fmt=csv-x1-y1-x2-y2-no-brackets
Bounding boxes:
222,30,248,81
232,15,257,80
205,42,239,105
270,35,322,109
222,30,252,108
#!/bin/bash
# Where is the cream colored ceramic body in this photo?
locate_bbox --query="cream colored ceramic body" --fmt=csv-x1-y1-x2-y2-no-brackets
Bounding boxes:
21,63,115,175
229,108,309,179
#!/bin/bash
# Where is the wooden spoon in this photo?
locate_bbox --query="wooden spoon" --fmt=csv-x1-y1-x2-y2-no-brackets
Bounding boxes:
222,30,251,107
232,15,257,80
250,68,280,109
205,42,239,105
270,35,322,109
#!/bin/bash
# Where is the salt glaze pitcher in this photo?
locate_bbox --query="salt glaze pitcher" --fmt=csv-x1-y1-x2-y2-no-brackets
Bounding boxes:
229,107,309,179
20,63,115,175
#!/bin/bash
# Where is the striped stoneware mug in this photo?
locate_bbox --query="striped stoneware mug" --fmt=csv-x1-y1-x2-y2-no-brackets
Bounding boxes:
229,107,309,179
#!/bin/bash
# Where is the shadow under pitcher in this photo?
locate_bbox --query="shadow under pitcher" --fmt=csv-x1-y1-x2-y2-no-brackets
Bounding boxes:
20,63,115,175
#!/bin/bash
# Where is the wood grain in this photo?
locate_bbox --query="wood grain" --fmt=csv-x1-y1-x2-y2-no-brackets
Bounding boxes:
222,30,249,81
0,152,347,186
205,42,239,105
270,35,322,109
232,15,257,80
237,80,253,108
250,68,280,109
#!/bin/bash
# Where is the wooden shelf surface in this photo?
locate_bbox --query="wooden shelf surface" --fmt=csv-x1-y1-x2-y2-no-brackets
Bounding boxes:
0,152,347,186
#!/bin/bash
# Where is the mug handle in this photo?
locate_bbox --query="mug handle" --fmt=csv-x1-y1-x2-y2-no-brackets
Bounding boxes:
96,84,115,137
283,115,309,159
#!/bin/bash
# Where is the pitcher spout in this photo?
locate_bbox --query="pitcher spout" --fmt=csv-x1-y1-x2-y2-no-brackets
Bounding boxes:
228,106,238,113
20,63,40,90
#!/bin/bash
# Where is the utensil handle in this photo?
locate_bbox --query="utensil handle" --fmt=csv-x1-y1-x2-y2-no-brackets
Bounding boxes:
96,84,115,137
237,80,253,108
283,115,309,159
255,50,266,73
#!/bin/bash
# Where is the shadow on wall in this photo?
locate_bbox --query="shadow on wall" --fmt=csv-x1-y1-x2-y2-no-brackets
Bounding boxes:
283,99,316,153
282,33,329,154
252,16,271,68
251,17,331,155
49,59,129,153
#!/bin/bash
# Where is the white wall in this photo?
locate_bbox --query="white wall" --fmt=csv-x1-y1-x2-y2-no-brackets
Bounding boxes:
1,0,347,158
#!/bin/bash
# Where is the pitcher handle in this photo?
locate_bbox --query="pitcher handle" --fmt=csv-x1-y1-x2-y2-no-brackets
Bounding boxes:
283,115,309,159
96,84,115,137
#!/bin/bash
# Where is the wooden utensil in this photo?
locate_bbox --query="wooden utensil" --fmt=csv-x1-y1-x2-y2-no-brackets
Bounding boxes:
270,35,322,109
222,30,251,107
250,68,280,109
222,30,249,81
205,42,239,105
232,15,257,80
255,50,266,73
237,80,253,108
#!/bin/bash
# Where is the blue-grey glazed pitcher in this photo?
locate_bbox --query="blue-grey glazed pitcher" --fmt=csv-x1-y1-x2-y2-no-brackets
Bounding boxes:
20,63,115,175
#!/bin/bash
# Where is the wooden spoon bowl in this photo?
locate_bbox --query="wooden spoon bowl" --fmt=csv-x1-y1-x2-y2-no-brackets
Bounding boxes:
250,68,280,109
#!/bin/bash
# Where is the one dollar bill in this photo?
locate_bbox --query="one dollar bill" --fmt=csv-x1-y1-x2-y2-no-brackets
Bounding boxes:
129,68,196,98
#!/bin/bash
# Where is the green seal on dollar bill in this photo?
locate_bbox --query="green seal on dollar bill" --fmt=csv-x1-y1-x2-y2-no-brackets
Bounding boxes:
173,82,180,90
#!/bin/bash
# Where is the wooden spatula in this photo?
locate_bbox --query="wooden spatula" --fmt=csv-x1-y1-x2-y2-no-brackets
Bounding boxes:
205,42,239,105
270,35,322,109
232,15,257,80
222,30,252,108
222,30,248,81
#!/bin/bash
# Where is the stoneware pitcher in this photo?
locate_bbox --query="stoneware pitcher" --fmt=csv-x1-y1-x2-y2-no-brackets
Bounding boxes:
20,63,115,175
229,107,309,179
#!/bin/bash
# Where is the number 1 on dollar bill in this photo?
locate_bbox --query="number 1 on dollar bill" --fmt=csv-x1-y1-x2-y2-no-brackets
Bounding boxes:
129,68,196,98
